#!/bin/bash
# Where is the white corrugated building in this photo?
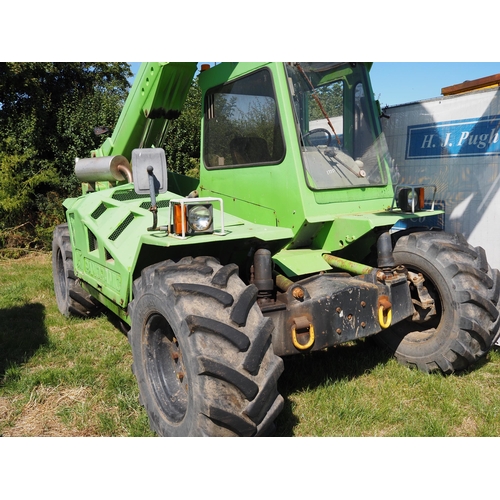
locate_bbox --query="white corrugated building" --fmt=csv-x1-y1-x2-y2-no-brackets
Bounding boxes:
381,76,500,270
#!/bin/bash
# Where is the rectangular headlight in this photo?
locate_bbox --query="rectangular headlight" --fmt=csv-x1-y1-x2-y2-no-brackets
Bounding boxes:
172,202,213,236
397,187,424,213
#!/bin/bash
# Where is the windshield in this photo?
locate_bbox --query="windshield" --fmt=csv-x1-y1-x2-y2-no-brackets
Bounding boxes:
285,62,391,190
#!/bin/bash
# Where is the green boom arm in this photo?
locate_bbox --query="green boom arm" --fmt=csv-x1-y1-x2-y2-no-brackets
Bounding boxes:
92,62,198,160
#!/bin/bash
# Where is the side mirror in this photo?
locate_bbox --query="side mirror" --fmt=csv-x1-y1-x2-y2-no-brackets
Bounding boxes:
132,148,168,195
376,100,390,119
132,148,169,231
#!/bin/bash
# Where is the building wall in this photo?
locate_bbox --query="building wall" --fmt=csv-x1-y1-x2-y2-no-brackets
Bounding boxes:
382,88,500,269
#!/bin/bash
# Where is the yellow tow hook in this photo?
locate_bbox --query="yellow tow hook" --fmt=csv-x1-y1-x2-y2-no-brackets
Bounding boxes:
378,296,392,329
291,316,315,350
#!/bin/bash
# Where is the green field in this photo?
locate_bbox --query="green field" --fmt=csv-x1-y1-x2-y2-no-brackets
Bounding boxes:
1,253,500,437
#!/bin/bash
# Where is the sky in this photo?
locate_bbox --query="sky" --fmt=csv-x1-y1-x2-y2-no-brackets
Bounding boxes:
370,62,500,107
129,62,500,108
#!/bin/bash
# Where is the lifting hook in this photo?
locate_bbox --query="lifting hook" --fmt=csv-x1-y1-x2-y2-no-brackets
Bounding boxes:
291,316,315,350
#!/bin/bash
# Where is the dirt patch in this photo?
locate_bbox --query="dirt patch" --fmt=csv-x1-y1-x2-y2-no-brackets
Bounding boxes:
1,385,93,437
454,415,478,437
0,396,16,424
0,251,50,266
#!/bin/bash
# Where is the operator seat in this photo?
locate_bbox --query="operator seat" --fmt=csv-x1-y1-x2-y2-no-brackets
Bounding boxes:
230,137,271,165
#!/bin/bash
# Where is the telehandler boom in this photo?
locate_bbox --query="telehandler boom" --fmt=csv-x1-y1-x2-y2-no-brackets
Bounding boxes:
52,62,500,436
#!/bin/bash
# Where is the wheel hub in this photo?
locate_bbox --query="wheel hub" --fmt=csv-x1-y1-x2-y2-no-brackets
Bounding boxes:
145,313,188,423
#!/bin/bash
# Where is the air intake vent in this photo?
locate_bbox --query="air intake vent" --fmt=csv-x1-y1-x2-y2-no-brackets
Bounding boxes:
139,200,170,210
105,248,113,262
91,203,107,219
88,228,98,251
112,190,149,202
109,213,135,241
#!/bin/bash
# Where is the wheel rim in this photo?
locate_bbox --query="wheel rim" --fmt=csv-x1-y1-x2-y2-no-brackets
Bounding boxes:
144,313,188,423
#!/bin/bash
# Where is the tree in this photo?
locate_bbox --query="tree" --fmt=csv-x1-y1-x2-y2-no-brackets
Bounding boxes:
163,77,202,177
309,81,343,121
0,62,132,250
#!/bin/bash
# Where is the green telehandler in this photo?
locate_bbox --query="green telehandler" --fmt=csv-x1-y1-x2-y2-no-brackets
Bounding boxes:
52,62,500,436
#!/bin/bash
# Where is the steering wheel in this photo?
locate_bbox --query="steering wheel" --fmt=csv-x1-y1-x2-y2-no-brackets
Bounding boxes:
303,128,333,147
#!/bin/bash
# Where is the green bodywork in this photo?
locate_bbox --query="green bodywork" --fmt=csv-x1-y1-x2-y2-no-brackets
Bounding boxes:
64,62,442,323
64,183,292,323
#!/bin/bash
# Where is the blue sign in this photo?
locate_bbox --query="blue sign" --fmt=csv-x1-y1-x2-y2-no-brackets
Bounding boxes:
406,115,500,159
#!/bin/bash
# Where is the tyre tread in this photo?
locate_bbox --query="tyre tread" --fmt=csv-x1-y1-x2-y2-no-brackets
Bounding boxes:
205,406,256,436
198,356,259,401
186,315,250,351
230,284,258,327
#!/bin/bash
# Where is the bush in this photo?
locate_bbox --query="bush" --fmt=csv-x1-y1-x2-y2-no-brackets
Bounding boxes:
0,62,132,251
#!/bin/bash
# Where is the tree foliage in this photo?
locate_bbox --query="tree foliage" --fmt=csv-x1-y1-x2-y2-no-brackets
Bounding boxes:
163,77,201,177
309,81,343,121
0,62,132,250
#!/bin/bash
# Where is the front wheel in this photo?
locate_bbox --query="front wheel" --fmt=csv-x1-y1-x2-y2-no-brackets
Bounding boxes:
376,231,500,374
128,256,284,436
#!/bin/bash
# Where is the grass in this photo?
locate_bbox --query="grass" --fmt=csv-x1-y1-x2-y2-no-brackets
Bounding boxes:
276,343,500,436
0,253,153,437
1,252,500,437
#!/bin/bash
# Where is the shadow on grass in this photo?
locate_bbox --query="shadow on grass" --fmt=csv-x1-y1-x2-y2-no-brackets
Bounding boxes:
275,338,392,436
0,303,49,378
274,338,496,436
104,310,131,337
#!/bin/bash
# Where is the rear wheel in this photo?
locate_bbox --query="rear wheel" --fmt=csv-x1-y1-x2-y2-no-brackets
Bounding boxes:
52,223,100,318
377,231,500,373
128,256,284,436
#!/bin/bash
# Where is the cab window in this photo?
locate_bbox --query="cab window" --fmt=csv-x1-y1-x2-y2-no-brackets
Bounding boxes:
204,69,285,168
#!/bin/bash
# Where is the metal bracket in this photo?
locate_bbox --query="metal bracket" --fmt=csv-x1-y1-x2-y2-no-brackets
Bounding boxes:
408,271,436,322
168,197,228,239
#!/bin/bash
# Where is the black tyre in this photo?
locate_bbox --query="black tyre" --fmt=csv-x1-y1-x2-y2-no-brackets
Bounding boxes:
52,223,100,318
128,256,284,436
376,231,500,374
